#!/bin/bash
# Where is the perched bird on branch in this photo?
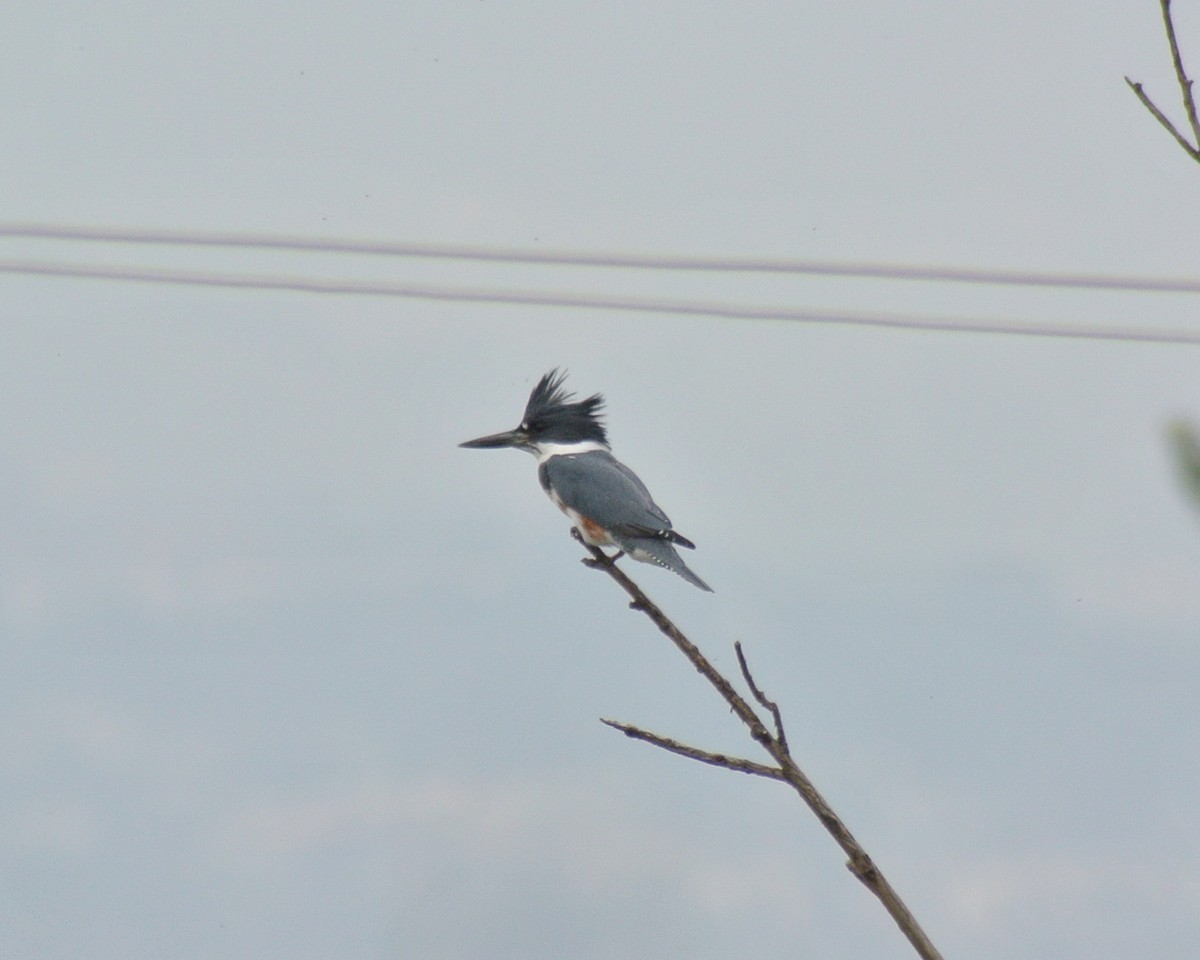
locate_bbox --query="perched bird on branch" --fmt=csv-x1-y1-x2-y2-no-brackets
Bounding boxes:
460,369,712,591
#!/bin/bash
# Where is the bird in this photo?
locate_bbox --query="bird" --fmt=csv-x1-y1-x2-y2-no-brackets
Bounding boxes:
459,369,713,591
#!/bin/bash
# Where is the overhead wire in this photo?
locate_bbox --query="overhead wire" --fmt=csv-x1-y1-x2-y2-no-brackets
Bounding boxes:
3,220,1200,294
3,257,1198,345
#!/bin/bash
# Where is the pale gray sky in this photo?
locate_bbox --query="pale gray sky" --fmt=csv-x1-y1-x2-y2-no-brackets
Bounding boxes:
2,3,1199,959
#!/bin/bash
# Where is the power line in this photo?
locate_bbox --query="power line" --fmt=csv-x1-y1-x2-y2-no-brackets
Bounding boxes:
3,258,1197,345
2,221,1199,295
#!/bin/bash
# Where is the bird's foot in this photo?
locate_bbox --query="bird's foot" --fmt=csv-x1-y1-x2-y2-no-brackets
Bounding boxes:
581,547,625,569
572,527,624,566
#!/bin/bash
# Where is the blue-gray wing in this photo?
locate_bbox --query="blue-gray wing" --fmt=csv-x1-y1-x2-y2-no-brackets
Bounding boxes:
539,451,684,541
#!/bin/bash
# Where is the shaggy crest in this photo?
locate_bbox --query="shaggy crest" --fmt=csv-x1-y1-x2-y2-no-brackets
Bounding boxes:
521,369,607,445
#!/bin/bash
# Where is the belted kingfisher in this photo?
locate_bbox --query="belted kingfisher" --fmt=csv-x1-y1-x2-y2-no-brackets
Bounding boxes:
460,369,713,592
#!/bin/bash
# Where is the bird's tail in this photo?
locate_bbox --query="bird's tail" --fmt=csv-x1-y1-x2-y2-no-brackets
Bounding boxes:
621,537,714,592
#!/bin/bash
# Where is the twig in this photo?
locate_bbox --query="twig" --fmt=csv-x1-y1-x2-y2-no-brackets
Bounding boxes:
1126,0,1200,161
735,640,789,752
578,545,772,743
1162,0,1200,146
600,718,787,780
579,543,945,960
1125,77,1200,157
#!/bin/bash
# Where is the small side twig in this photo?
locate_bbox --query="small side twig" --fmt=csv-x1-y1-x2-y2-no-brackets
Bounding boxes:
578,542,944,960
600,718,786,780
1126,0,1200,162
735,640,789,752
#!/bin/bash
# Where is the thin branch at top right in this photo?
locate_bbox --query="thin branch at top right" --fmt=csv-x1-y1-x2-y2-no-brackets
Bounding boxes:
1126,0,1200,161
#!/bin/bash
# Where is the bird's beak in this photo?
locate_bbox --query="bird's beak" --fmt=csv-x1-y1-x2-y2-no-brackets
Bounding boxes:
458,427,528,450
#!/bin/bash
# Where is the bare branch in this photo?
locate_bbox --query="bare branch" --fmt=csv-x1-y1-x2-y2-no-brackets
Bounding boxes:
600,718,786,780
1162,0,1200,147
579,546,773,742
735,640,789,752
580,544,945,960
1125,76,1200,159
1126,0,1200,161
